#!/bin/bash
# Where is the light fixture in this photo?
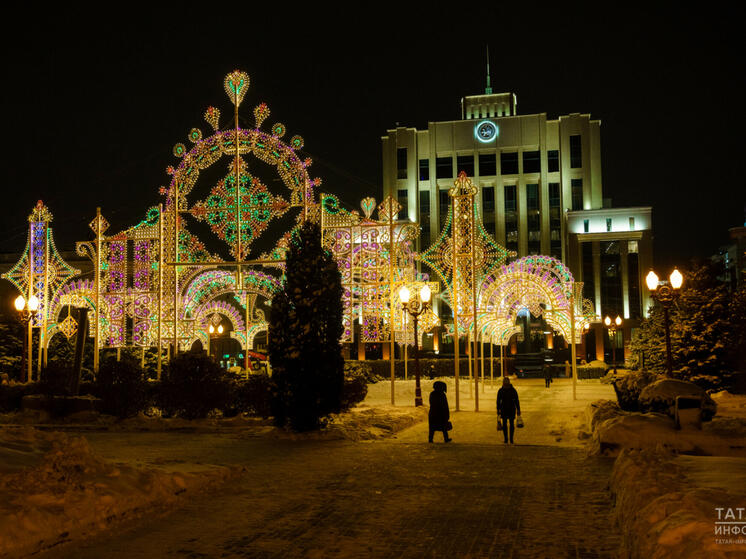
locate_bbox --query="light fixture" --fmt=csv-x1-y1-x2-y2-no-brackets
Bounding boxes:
615,316,622,327
27,295,40,312
217,325,224,334
14,295,26,312
399,286,410,304
209,324,215,334
420,285,431,303
670,268,683,289
604,316,611,327
645,271,659,291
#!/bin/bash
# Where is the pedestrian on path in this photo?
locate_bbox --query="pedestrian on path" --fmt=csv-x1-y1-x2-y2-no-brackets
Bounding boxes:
543,363,553,388
497,377,521,444
428,381,452,443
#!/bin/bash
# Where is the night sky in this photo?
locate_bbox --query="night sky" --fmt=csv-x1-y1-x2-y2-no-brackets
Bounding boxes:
2,8,743,273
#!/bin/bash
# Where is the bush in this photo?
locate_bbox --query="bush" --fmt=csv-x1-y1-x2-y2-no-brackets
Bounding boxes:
611,370,658,411
577,361,608,380
158,353,231,419
341,362,369,410
96,355,149,418
225,373,272,418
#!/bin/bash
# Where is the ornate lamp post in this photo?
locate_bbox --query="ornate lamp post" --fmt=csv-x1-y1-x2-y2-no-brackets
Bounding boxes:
14,295,40,383
207,323,223,361
646,269,683,377
399,284,432,407
603,315,622,373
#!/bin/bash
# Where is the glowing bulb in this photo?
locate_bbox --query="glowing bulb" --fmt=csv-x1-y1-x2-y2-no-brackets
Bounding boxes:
399,286,410,304
615,316,622,326
604,316,611,327
27,295,40,312
420,285,431,303
14,295,26,312
218,325,224,334
670,268,683,289
209,325,214,334
645,271,659,291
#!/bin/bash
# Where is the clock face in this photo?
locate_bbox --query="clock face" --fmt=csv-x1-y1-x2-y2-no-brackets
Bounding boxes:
475,120,498,143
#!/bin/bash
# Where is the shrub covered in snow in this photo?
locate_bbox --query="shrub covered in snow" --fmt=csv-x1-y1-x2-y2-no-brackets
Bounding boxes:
341,364,368,410
158,352,232,419
611,369,658,411
638,378,717,421
225,373,273,418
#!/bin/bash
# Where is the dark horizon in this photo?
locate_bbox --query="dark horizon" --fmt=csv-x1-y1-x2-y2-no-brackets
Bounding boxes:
2,9,743,276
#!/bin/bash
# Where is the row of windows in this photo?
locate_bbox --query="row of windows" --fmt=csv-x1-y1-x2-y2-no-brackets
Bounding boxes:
581,216,638,233
398,135,582,182
417,148,565,181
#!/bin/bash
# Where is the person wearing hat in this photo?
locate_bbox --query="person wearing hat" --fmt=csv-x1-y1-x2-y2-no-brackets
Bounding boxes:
428,381,452,443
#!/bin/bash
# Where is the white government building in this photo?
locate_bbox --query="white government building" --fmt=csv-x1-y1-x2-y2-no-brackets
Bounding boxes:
381,84,653,362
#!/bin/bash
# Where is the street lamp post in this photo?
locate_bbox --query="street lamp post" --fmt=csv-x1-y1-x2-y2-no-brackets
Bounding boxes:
207,323,223,361
604,315,622,374
399,284,432,407
646,269,683,377
14,295,40,383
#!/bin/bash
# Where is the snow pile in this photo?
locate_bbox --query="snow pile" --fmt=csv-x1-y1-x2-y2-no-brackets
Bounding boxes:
0,427,243,558
639,379,717,420
611,448,745,559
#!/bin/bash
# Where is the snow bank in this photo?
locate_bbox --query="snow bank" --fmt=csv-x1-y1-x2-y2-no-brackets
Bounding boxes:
0,427,243,558
611,448,746,559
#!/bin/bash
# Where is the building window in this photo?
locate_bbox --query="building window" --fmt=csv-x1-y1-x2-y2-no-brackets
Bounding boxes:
606,218,612,232
398,189,408,219
504,184,517,212
628,247,641,319
457,155,475,176
501,152,518,175
523,151,541,174
436,157,452,179
601,241,623,318
547,150,559,172
549,182,561,258
526,184,539,211
570,135,582,168
397,148,407,179
419,159,430,181
548,183,560,208
571,178,583,211
628,240,638,254
629,216,635,231
582,242,595,303
439,189,450,229
419,191,430,240
479,153,496,176
583,219,589,233
482,186,495,212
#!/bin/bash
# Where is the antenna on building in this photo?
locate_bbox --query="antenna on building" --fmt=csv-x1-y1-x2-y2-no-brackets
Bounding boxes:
485,45,493,94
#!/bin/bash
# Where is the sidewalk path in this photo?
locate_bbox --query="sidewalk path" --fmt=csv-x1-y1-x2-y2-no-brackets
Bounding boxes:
40,379,621,559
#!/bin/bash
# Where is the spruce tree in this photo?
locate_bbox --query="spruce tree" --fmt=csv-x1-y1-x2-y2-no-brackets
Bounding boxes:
268,220,344,431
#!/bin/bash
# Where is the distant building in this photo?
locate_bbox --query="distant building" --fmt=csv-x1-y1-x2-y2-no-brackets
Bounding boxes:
381,82,653,361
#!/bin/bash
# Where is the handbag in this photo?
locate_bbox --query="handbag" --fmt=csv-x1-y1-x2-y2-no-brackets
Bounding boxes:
497,417,503,431
516,415,524,428
446,421,453,431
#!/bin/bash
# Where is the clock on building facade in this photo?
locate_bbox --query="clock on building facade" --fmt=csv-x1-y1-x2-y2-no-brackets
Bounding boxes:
475,120,498,143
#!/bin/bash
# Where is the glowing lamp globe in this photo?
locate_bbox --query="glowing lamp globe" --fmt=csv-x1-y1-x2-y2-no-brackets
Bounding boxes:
27,295,40,312
670,269,683,289
399,286,411,304
209,325,215,334
615,316,622,326
14,295,26,312
218,325,224,334
645,271,659,291
420,285,432,303
604,316,611,327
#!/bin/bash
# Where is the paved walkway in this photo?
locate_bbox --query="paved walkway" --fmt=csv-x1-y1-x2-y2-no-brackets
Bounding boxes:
41,380,621,559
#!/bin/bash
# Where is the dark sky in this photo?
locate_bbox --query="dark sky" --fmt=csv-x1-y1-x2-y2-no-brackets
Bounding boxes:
1,8,743,274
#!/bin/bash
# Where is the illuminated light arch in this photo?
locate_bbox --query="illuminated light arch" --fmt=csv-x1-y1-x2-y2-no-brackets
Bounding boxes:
481,255,595,343
195,300,246,334
182,269,280,318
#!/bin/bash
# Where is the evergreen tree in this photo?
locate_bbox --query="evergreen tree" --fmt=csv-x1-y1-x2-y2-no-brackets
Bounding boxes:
269,220,344,431
630,260,745,389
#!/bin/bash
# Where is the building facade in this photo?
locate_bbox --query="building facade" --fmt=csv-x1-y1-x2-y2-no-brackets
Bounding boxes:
382,90,653,361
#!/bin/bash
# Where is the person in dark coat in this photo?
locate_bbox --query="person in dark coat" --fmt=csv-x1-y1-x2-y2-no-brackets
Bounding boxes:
497,377,521,444
543,363,553,388
428,381,451,443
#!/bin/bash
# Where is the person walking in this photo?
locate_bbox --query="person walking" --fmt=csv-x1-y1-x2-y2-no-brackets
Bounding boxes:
428,381,452,443
497,377,521,444
543,363,553,388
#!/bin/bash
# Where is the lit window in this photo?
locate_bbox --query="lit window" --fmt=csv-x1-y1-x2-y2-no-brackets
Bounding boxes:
628,240,639,254
629,217,635,230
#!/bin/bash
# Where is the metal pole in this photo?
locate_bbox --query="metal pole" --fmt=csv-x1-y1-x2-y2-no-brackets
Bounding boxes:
570,291,577,401
157,203,163,380
663,306,673,377
451,194,460,411
94,207,101,374
26,320,33,383
480,330,485,393
413,313,422,406
389,203,396,405
490,335,494,386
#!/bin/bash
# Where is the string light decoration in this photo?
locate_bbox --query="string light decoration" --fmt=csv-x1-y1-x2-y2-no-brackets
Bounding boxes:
320,194,420,343
2,201,81,374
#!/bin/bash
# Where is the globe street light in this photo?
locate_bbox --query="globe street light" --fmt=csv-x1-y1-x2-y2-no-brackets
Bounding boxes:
646,269,683,377
13,295,40,383
399,284,432,407
604,315,622,374
207,323,224,361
